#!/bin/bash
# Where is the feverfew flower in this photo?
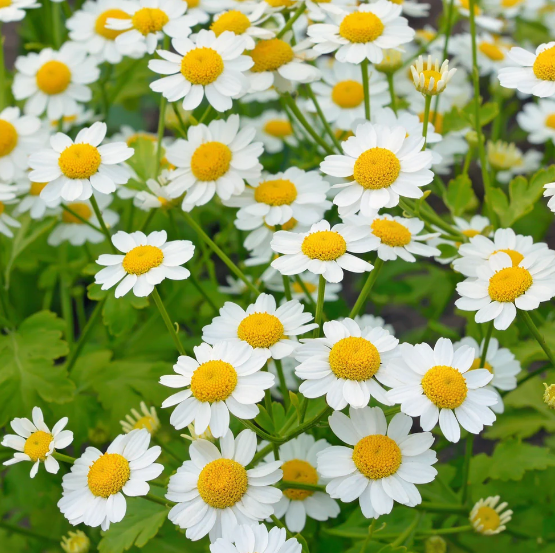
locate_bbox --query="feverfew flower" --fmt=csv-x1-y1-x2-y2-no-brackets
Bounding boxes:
0,0,38,22
470,496,512,535
486,140,541,183
449,33,513,76
60,530,90,553
0,200,21,238
95,229,195,297
544,181,555,213
2,407,73,478
373,107,442,146
250,110,297,154
29,122,134,202
14,179,61,220
318,407,437,517
410,55,457,96
160,341,272,437
517,99,555,143
211,524,301,553
134,170,180,211
454,0,503,32
120,402,161,435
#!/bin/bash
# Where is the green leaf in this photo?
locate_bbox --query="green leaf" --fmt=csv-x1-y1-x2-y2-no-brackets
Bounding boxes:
461,101,500,128
98,498,169,553
445,174,477,216
125,137,159,183
0,311,74,426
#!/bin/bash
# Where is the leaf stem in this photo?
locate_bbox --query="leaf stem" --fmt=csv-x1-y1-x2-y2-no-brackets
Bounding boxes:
152,287,186,356
386,73,397,114
361,59,370,120
277,2,306,38
274,359,290,410
422,94,432,150
349,259,383,319
461,433,474,505
89,195,116,253
477,320,494,368
53,452,77,464
0,521,59,544
519,310,555,366
305,83,342,151
313,275,326,337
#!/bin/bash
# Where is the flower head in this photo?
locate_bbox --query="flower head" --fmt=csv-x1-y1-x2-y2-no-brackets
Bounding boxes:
211,523,301,553
61,530,90,553
470,496,512,535
120,402,161,435
411,55,457,96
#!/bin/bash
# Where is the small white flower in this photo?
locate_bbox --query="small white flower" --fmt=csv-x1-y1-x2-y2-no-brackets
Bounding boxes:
266,271,342,303
354,314,395,336
470,496,513,535
250,109,297,154
410,55,457,96
134,170,180,211
517,98,555,143
486,140,541,183
483,0,545,20
448,33,513,76
0,0,38,22
211,524,301,553
120,402,161,434
454,0,503,32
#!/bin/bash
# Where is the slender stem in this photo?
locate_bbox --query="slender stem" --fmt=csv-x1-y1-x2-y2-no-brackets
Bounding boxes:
89,195,116,253
274,359,290,410
519,310,555,366
0,521,59,544
462,147,474,175
361,59,370,120
511,363,549,392
282,273,293,301
386,73,397,114
171,102,188,136
249,442,273,467
461,434,474,505
53,452,77,464
152,435,182,464
415,502,467,514
478,320,494,368
313,275,326,337
189,271,219,314
140,209,156,233
359,520,377,553
389,513,421,548
144,493,173,507
277,2,306,38
198,104,213,125
349,258,383,319
152,287,186,356
432,0,455,123
421,94,432,149
155,37,170,176
417,526,473,537
52,1,63,48
305,84,342,151
293,274,316,308
61,204,102,233
59,245,74,345
491,86,504,141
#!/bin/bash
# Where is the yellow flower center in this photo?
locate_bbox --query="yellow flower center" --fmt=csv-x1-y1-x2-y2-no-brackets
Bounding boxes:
0,0,12,6
459,0,481,15
501,0,523,7
126,132,156,147
422,365,468,409
545,113,555,129
24,431,54,462
87,453,131,497
301,230,347,261
472,506,501,531
371,219,411,247
237,312,284,348
185,0,199,6
30,182,48,195
339,12,384,43
0,119,18,157
36,60,72,95
61,531,90,553
250,38,294,72
469,358,494,373
190,360,238,402
479,41,505,61
197,458,248,509
533,45,555,81
122,245,164,275
62,202,93,224
292,281,317,294
211,10,250,36
265,0,295,6
329,336,381,381
58,144,102,179
0,202,4,216
416,29,436,42
331,80,364,109
421,69,443,93
254,179,298,206
282,459,319,500
488,266,533,303
352,435,402,480
190,141,231,181
131,7,169,35
263,119,293,138
354,147,401,190
180,47,225,86
95,8,130,40
132,415,159,432
265,217,297,231
491,248,524,267
419,111,443,134
462,229,480,238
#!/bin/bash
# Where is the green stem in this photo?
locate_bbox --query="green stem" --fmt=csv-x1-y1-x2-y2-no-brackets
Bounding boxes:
313,275,326,337
89,195,116,253
386,73,397,114
198,104,213,125
152,287,186,356
422,94,432,150
416,526,473,538
171,102,188,136
277,2,306,38
293,274,316,308
189,271,219,314
274,359,290,410
52,1,63,48
361,59,370,120
511,363,549,391
249,442,273,467
61,204,103,233
140,209,156,233
416,502,467,514
478,320,494,367
349,258,383,319
359,520,377,553
305,83,342,151
0,521,59,544
144,493,173,507
59,245,74,345
278,481,325,492
491,86,504,141
519,310,555,366
461,434,474,505
53,452,77,464
282,274,293,301
432,0,455,123
152,435,182,464
462,147,474,175
389,513,421,548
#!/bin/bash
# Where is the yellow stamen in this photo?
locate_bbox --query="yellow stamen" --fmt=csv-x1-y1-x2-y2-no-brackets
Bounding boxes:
181,47,225,86
190,360,238,402
422,365,468,409
479,41,505,61
339,12,384,43
30,182,48,196
282,459,319,500
533,45,555,81
352,435,402,479
301,230,347,261
88,453,131,497
211,10,250,36
95,9,130,40
131,7,169,35
329,336,381,381
197,458,248,508
62,202,93,224
354,148,401,190
122,245,164,275
250,39,294,72
488,266,532,302
237,312,284,348
0,119,18,157
263,119,293,138
331,80,364,109
254,179,297,206
36,60,72,95
371,219,411,247
58,144,102,179
472,506,501,532
190,141,231,181
24,431,54,462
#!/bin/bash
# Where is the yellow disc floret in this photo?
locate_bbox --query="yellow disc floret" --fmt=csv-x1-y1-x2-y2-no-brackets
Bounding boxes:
352,435,402,480
422,365,468,409
479,41,505,61
472,506,501,532
211,10,250,36
237,312,284,348
131,7,169,35
122,245,164,275
301,230,347,261
95,9,130,40
533,45,555,81
58,144,102,179
36,60,72,95
329,337,381,381
371,219,411,247
421,69,443,93
62,202,93,224
488,266,532,302
332,80,365,109
254,179,297,206
282,459,319,500
354,147,401,190
546,114,555,129
133,415,159,432
87,453,131,497
469,358,494,373
263,119,293,138
265,0,295,7
0,0,11,6
30,182,48,196
181,47,225,85
292,281,317,294
250,39,294,72
419,111,443,134
190,141,231,181
0,202,4,216
190,360,238,402
339,12,384,43
0,119,18,157
492,248,524,267
24,431,54,462
197,458,248,508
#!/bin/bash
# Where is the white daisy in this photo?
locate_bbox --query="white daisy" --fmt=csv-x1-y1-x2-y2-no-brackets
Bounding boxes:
455,251,555,331
266,271,342,303
271,219,374,283
134,170,181,211
517,98,555,143
160,341,272,437
486,139,542,183
165,114,263,211
211,523,301,553
543,181,555,213
454,0,503,32
307,1,414,65
166,429,282,541
107,0,197,55
95,229,195,297
384,337,498,442
317,407,438,518
2,407,73,478
12,43,100,120
295,318,397,409
120,402,161,435
483,0,545,19
58,429,163,530
410,55,457,96
0,201,21,238
149,30,252,112
250,109,297,154
470,496,513,535
321,121,434,215
46,104,95,134
0,0,38,21
29,122,134,203
203,293,317,359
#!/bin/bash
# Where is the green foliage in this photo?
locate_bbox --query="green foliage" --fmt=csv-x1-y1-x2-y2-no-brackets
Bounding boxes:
445,174,478,216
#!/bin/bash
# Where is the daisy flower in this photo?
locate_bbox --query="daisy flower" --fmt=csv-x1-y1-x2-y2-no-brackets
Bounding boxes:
455,251,555,330
120,402,161,435
317,407,437,518
149,30,252,112
498,42,555,98
295,318,397,409
470,496,512,535
484,0,545,19
307,1,414,65
12,43,100,120
160,341,272,437
544,181,555,213
344,213,441,262
454,0,503,32
47,104,95,134
0,107,42,181
517,99,555,143
410,55,457,96
166,429,282,541
2,407,73,478
225,167,331,229
486,140,542,183
266,271,342,303
165,115,263,211
321,121,434,215
58,429,163,530
454,337,521,414
95,229,195,298
271,219,374,283
107,0,197,55
134,170,181,211
384,338,497,442
264,435,340,532
0,0,38,22
202,293,317,359
211,523,301,553
448,33,513,76
61,530,90,553
0,201,21,238
29,122,134,203
250,109,297,154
